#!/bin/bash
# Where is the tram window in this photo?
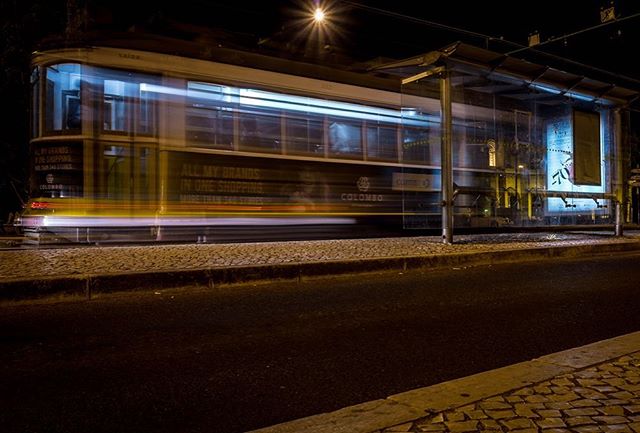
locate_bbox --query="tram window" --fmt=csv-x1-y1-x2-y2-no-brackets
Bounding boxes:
186,82,234,149
186,109,234,149
138,86,157,136
286,115,324,156
44,64,81,133
329,119,362,158
31,68,39,138
239,108,281,153
367,124,397,161
402,127,431,163
103,80,126,132
94,68,159,136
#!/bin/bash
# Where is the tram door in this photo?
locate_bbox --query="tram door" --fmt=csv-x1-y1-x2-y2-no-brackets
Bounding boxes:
100,143,156,214
96,71,158,221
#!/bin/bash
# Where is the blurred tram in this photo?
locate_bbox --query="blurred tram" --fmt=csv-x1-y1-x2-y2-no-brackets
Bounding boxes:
19,42,518,243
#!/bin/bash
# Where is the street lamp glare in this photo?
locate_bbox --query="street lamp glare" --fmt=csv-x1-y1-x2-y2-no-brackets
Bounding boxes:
314,8,325,23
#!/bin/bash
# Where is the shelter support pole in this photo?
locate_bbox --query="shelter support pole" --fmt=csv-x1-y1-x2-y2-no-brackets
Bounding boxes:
614,109,624,237
440,70,454,244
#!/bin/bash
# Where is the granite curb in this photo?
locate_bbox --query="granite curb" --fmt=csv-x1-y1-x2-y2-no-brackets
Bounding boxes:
1,239,640,301
247,331,640,433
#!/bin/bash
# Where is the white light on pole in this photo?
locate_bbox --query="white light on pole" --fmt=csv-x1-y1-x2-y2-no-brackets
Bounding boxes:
313,7,325,23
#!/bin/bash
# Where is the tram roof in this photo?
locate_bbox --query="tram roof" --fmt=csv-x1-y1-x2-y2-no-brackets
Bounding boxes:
372,42,640,107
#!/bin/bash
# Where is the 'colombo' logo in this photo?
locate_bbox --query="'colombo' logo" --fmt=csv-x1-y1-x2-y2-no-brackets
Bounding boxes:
342,177,383,202
357,177,370,192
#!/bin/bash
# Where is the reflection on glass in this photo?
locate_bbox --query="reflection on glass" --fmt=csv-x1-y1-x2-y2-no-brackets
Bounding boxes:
103,80,126,131
329,120,361,157
45,63,81,132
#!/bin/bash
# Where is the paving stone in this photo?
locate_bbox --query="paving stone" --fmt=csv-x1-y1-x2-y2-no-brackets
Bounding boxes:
551,386,574,395
580,379,608,387
525,394,550,403
566,416,598,427
445,420,478,432
573,426,604,433
514,403,544,415
445,411,466,422
600,425,633,433
534,385,553,394
576,388,609,400
462,409,488,420
594,416,631,425
538,409,562,418
572,399,603,408
552,378,575,387
480,419,502,430
486,396,506,402
513,388,535,396
577,371,603,379
486,409,517,419
565,408,601,417
605,379,630,387
500,418,536,430
545,402,574,410
548,392,581,402
594,386,626,393
614,392,637,400
598,406,627,416
536,417,566,429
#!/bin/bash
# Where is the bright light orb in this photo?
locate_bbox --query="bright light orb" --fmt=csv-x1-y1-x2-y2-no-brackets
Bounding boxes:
313,8,325,23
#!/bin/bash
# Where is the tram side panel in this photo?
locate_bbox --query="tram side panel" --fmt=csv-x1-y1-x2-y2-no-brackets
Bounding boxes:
162,151,442,230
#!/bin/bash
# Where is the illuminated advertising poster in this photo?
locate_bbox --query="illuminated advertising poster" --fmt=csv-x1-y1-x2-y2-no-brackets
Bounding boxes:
546,117,604,212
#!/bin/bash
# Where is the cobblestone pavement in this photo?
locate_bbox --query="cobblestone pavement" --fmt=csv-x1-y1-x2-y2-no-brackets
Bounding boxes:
380,353,640,433
1,231,639,281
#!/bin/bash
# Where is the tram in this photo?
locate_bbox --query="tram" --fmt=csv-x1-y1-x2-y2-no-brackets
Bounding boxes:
18,37,625,243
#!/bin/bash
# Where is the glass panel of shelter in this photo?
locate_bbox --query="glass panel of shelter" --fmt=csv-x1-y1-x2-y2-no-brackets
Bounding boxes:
412,68,612,227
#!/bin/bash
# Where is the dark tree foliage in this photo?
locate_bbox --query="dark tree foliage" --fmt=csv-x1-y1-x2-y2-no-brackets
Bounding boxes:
0,0,66,226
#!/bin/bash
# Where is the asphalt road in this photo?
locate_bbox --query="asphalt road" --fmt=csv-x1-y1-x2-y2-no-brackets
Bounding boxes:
2,250,640,433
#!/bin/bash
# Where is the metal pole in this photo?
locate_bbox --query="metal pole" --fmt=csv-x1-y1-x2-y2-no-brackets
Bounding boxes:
440,70,454,244
615,200,624,237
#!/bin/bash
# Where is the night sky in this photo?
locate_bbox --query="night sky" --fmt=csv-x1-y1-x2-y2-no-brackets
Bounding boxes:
90,0,640,79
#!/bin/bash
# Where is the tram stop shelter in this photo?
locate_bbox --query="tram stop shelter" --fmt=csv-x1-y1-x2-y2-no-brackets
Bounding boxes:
374,42,640,243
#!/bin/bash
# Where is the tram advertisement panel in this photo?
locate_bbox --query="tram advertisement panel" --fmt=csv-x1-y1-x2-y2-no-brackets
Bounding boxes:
31,141,83,198
165,152,438,216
